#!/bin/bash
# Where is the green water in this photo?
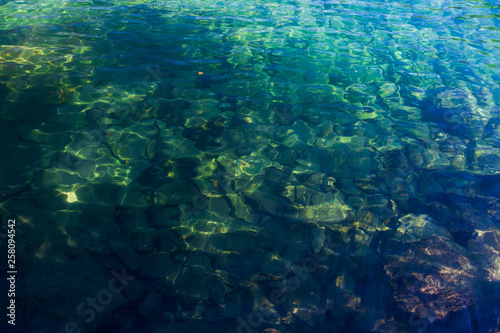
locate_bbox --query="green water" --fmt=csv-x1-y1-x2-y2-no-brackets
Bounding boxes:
1,0,500,332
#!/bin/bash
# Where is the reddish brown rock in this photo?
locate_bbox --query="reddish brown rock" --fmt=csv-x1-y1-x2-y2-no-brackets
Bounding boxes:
384,235,476,322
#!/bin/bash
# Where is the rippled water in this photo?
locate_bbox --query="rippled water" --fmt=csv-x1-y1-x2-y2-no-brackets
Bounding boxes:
1,0,500,332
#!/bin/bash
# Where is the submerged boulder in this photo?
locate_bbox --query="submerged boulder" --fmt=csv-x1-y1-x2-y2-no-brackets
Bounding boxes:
384,216,477,322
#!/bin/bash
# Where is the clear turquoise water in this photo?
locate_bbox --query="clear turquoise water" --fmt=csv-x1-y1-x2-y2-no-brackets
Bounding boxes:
1,0,500,332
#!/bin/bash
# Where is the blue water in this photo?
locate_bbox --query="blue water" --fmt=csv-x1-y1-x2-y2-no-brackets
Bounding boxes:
1,0,500,332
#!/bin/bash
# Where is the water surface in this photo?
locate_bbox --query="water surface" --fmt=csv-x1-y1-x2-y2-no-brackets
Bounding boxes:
1,0,500,332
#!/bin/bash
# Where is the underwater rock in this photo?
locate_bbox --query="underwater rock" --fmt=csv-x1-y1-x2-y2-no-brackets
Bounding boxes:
348,150,374,171
120,227,157,253
383,169,416,210
117,207,149,231
186,251,212,271
404,142,426,169
350,245,381,279
169,266,214,301
383,235,476,322
354,210,390,234
110,241,142,270
163,320,227,333
158,180,198,205
393,214,451,243
137,292,162,316
365,194,392,216
354,174,384,194
0,126,20,149
474,141,500,173
286,197,353,224
0,167,35,196
283,277,324,328
17,122,72,146
247,191,288,219
150,207,183,228
214,251,244,270
418,171,500,228
192,176,220,198
3,142,53,167
468,229,500,282
378,82,398,98
181,115,226,150
340,227,373,252
207,196,232,221
282,243,310,265
294,185,327,207
67,203,119,254
12,206,129,329
390,105,422,121
120,278,146,304
178,229,218,253
158,132,201,162
335,177,362,196
227,193,251,220
70,183,122,204
326,284,361,327
311,227,326,253
138,252,179,279
261,252,288,277
253,183,353,225
265,166,292,186
217,290,244,318
346,195,364,211
118,182,153,208
418,175,443,197
106,124,157,162
422,148,450,170
393,121,431,142
162,157,199,180
157,229,183,253
212,229,275,253
375,322,411,333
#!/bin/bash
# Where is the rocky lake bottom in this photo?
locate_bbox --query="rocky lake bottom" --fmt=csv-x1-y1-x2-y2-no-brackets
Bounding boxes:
1,0,500,332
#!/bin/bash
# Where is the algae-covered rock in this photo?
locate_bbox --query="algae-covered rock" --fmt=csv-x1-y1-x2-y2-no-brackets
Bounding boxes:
468,229,500,282
394,214,451,243
384,235,476,322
